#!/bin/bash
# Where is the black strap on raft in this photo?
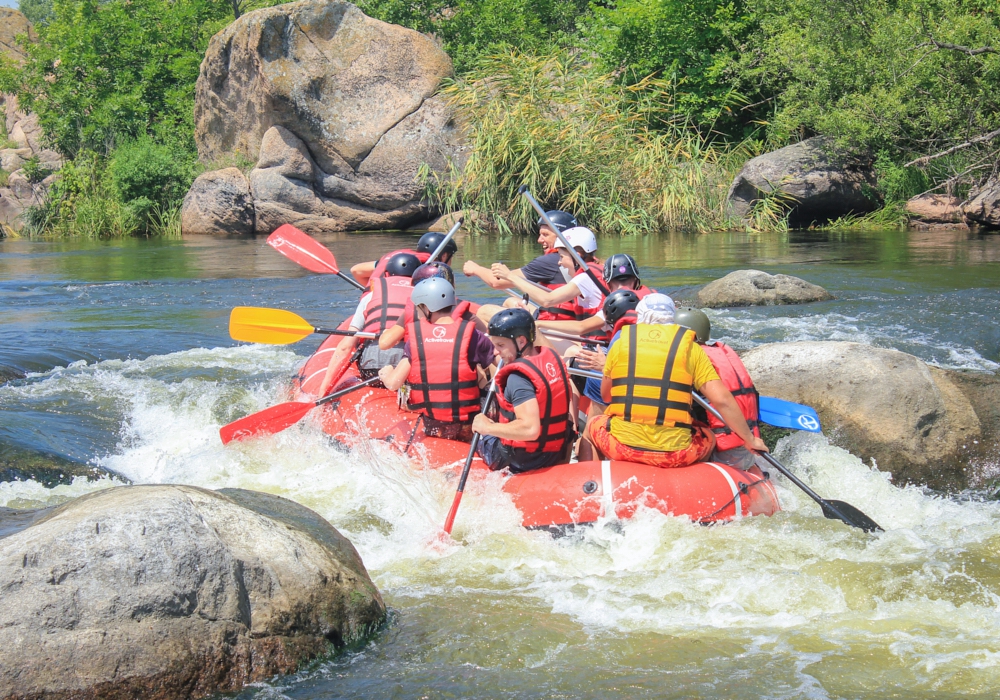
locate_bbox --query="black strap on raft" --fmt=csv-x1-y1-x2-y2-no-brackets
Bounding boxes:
402,413,423,455
615,324,692,428
695,476,768,524
408,317,479,423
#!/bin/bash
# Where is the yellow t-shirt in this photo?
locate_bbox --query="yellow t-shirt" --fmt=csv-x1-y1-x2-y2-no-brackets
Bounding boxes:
603,335,719,452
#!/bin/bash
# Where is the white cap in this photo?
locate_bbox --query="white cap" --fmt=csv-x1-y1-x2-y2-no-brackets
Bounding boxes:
636,293,676,325
554,226,598,254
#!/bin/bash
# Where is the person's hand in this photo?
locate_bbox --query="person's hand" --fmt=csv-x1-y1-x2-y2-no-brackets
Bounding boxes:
749,436,769,453
576,347,607,372
463,260,479,277
472,413,495,435
491,262,512,280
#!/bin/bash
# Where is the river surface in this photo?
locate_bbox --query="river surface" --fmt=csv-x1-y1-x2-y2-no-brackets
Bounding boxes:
2,228,1000,698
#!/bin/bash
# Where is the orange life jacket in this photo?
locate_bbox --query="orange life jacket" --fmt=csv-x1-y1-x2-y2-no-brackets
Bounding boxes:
370,249,430,281
362,276,413,333
405,316,481,423
701,341,760,451
495,346,572,455
536,260,606,321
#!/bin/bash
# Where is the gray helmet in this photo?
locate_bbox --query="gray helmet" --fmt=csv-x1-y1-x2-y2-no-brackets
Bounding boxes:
411,278,456,313
675,307,711,343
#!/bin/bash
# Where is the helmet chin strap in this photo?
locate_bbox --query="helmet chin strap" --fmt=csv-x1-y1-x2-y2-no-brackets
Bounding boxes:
515,337,527,359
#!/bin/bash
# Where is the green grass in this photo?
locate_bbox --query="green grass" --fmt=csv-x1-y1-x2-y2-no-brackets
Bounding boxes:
423,50,760,235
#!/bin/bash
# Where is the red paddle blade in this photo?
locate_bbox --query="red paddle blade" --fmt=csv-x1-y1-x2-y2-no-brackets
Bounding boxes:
219,399,317,444
267,224,340,275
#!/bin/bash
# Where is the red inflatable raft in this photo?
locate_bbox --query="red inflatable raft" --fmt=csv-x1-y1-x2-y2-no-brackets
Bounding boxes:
295,335,781,531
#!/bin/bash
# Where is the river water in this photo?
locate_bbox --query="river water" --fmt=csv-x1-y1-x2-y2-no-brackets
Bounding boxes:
2,228,1000,698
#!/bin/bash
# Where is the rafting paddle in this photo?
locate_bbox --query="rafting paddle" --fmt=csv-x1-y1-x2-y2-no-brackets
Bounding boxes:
427,218,464,263
518,186,611,297
220,376,380,445
229,307,377,345
758,395,822,433
267,224,366,291
689,392,882,533
443,360,503,535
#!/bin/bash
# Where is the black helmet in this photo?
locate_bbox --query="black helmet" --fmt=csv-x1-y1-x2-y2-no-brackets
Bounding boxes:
488,308,536,349
603,253,641,284
603,289,640,326
383,252,421,277
675,307,711,343
537,210,577,233
412,261,455,286
416,231,458,258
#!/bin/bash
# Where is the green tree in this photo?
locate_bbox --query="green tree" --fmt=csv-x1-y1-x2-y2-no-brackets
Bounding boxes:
18,0,54,26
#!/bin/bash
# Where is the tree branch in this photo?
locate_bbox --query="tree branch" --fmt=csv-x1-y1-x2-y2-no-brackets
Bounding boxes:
917,36,1000,57
904,127,1000,167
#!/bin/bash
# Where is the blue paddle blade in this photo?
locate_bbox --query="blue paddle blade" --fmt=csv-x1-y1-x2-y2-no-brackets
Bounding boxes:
758,396,822,433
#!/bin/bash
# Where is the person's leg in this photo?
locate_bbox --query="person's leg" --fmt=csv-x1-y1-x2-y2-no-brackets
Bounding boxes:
710,445,756,470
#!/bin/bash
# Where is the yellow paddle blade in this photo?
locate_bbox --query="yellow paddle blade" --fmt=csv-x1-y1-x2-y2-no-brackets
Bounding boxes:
229,307,316,345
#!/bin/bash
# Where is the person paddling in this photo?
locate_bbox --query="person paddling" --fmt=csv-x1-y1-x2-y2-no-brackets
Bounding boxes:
583,294,767,468
490,227,605,322
350,230,458,288
317,252,419,394
675,307,763,470
472,309,577,473
462,210,577,289
378,279,495,442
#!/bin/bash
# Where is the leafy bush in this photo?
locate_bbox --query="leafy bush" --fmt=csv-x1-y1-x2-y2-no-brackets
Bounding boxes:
107,137,196,209
19,0,54,25
425,51,752,234
21,156,52,184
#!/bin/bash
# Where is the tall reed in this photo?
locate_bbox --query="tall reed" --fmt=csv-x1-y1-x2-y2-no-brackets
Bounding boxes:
424,50,757,234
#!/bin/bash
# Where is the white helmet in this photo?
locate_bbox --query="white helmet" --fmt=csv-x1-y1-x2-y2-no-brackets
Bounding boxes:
411,277,456,313
555,226,598,254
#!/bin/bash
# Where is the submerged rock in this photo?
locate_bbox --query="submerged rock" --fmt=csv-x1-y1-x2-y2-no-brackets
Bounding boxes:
697,269,833,308
0,445,117,488
190,0,465,234
726,136,879,226
0,485,386,700
741,341,981,489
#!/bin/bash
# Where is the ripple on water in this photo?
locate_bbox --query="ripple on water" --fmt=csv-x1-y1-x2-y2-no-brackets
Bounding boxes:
5,346,1000,697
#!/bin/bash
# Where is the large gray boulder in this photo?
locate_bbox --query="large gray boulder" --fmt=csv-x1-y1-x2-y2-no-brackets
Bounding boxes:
190,0,465,233
741,341,981,489
0,485,386,700
962,178,1000,228
726,136,879,226
181,167,255,235
697,269,833,308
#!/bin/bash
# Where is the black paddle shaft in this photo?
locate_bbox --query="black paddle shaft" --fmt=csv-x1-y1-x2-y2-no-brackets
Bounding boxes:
316,376,381,407
691,393,882,533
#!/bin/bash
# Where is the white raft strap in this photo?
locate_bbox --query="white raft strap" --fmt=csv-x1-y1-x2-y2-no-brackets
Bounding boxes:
601,459,614,519
707,462,742,520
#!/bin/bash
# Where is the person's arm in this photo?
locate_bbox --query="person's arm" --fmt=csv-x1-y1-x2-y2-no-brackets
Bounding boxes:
601,376,612,404
350,261,376,287
472,398,541,441
463,260,517,289
318,334,359,395
379,358,410,392
700,379,769,452
494,263,581,306
536,315,606,336
379,324,405,350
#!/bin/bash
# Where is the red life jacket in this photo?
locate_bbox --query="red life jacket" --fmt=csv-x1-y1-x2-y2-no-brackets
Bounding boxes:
405,316,481,423
536,260,606,321
634,285,654,299
701,341,760,451
495,346,572,455
362,276,413,333
370,249,430,281
610,309,638,340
